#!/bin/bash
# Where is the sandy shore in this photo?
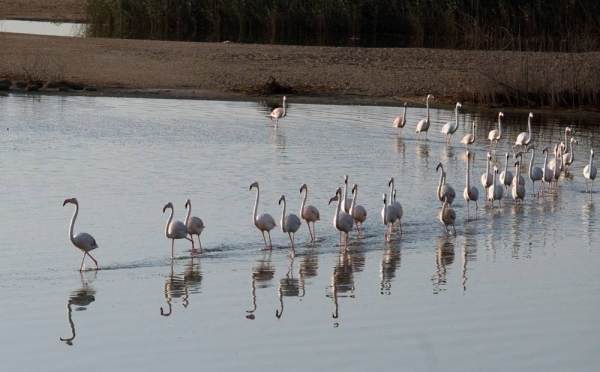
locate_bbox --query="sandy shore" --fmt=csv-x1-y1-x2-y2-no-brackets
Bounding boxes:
1,2,600,111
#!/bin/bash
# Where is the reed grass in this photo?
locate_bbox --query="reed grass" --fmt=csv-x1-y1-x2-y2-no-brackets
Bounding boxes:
83,0,600,52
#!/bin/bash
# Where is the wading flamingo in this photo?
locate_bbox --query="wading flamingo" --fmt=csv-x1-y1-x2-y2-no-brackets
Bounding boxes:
299,184,320,242
439,193,456,235
250,182,277,249
415,94,434,140
388,178,403,234
278,195,302,253
393,103,407,136
163,202,193,259
499,153,514,192
512,112,533,153
512,160,526,203
436,162,456,205
584,149,597,194
381,194,394,242
441,102,461,143
463,151,479,219
528,145,543,197
63,198,99,271
341,175,352,213
270,96,286,126
460,120,476,149
541,146,554,194
488,166,504,208
349,184,368,237
488,112,504,152
185,199,205,254
563,137,578,171
329,188,354,250
481,152,493,191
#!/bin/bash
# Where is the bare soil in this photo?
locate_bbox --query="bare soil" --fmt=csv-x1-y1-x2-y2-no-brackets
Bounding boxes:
1,1,599,111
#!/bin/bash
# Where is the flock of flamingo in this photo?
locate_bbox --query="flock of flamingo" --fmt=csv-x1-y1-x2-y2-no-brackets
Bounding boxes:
61,94,597,271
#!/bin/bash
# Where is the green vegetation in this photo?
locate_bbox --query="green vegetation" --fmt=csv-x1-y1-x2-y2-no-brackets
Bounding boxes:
84,0,600,51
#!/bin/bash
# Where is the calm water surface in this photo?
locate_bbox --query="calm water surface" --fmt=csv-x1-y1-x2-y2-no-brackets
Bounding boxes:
0,20,81,37
0,94,599,371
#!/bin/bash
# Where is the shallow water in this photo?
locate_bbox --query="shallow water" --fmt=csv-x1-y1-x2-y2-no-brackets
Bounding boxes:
0,20,82,37
0,93,599,371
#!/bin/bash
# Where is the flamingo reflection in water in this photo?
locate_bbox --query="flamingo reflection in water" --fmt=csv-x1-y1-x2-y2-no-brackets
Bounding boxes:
327,250,358,327
160,256,203,316
432,237,455,295
380,248,401,295
275,255,302,319
60,272,97,345
246,251,275,320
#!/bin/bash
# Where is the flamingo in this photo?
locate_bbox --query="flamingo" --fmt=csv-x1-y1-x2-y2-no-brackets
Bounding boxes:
269,96,286,126
441,102,461,143
299,183,320,242
329,188,354,250
548,143,563,184
381,194,393,242
439,193,456,235
415,94,434,140
163,202,193,259
563,137,578,171
278,195,302,253
249,181,277,250
463,151,479,219
528,145,543,197
560,126,572,154
584,149,597,194
499,153,514,192
541,146,554,193
184,199,205,254
481,152,493,191
393,102,407,136
388,178,404,234
349,184,368,236
341,175,352,213
460,120,476,149
512,112,534,153
63,198,99,271
512,160,526,203
488,166,504,208
488,112,504,152
513,151,526,186
436,162,456,205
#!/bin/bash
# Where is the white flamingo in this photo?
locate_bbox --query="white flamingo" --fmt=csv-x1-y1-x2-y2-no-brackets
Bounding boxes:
381,194,394,242
163,202,193,259
184,199,205,254
415,94,434,140
463,151,479,219
528,145,543,197
488,111,504,151
329,188,354,250
388,178,404,234
513,151,526,186
278,195,302,252
488,166,504,208
63,198,99,271
584,149,597,194
512,112,534,153
548,143,563,184
460,120,476,150
439,193,457,235
436,162,456,205
512,160,526,203
393,102,407,135
560,126,572,154
341,175,352,213
299,183,320,242
499,152,514,192
563,137,578,171
349,184,368,236
541,146,554,193
481,152,493,190
250,181,277,250
441,102,461,143
269,96,286,126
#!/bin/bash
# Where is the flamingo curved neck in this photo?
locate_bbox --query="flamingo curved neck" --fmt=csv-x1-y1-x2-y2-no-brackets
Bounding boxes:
343,182,349,207
252,187,260,223
334,193,342,230
437,169,444,199
426,97,430,121
402,106,407,122
69,203,79,242
280,199,287,230
388,181,395,206
589,152,594,168
466,158,471,188
350,189,357,215
453,105,460,131
185,203,191,224
498,115,503,135
300,189,307,216
527,115,532,141
529,149,536,177
165,207,174,237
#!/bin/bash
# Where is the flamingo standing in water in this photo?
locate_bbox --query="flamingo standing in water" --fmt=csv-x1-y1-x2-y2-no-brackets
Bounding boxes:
512,112,534,153
349,184,368,237
388,178,403,234
460,120,476,149
341,175,353,213
488,112,504,152
415,94,434,140
499,153,514,192
512,160,526,203
329,188,353,250
488,166,504,208
513,151,526,186
439,193,456,235
463,151,479,219
278,195,302,253
381,194,394,242
184,199,205,254
563,137,578,171
527,145,543,197
481,152,493,191
541,146,554,194
299,184,320,242
250,182,277,249
436,162,456,205
269,96,287,126
393,103,407,136
63,198,99,271
584,149,597,194
441,102,461,143
163,202,193,259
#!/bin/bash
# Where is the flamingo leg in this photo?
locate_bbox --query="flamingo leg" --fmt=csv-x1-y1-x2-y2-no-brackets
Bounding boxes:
344,232,349,252
466,201,470,220
267,231,273,249
288,232,294,249
312,222,317,242
453,224,457,235
475,201,478,219
196,236,203,254
79,252,86,271
171,239,175,259
261,231,269,250
86,252,99,269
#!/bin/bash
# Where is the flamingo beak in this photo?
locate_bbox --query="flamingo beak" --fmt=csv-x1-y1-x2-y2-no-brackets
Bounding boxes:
62,199,70,206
